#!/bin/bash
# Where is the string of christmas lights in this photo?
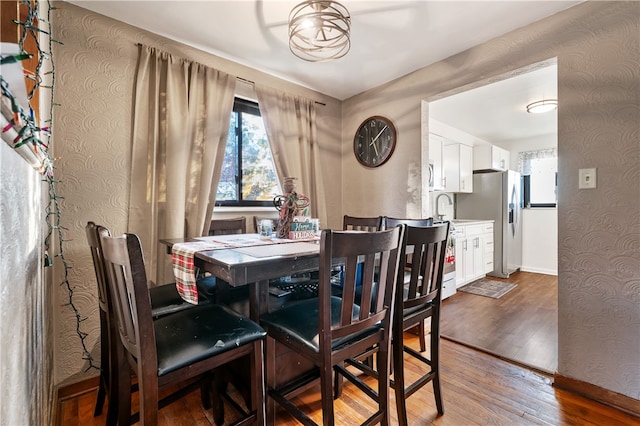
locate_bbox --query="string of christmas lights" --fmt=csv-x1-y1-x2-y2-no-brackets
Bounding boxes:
1,0,98,371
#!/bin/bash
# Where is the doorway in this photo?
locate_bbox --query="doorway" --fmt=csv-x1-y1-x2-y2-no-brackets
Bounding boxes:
425,61,558,373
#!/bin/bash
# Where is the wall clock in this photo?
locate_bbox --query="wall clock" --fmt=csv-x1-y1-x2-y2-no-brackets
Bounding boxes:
353,116,397,168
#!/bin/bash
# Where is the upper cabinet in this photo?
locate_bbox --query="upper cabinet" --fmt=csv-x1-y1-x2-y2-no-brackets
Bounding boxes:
443,143,473,193
429,134,445,191
473,144,510,171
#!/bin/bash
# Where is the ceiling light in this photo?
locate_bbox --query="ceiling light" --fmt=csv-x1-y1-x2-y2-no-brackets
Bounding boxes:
526,99,558,113
289,1,351,62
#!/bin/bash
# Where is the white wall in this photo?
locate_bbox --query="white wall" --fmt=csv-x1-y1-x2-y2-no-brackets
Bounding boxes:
0,142,51,425
501,134,558,275
521,208,558,275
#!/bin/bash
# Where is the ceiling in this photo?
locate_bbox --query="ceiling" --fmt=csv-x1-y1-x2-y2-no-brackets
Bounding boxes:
430,63,558,144
67,0,575,142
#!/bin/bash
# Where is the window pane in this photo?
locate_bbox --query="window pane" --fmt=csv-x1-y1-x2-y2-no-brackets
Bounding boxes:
216,112,238,201
529,157,557,204
241,113,280,201
215,98,282,206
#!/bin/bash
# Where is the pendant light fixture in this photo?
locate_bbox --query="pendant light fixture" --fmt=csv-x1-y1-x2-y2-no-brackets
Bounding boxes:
526,99,558,113
289,1,351,62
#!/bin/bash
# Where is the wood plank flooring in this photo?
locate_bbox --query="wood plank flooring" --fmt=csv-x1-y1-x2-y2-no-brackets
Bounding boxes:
440,271,558,373
57,333,639,425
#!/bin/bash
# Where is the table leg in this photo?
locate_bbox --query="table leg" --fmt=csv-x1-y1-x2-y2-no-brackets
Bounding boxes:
249,279,270,321
266,336,277,425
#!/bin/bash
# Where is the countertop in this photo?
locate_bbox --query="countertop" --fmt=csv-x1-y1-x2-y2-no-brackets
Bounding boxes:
451,219,494,226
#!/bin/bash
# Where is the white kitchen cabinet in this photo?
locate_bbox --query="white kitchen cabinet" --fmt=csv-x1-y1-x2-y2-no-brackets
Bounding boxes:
473,144,510,171
482,222,495,273
429,133,445,191
443,143,473,193
454,221,494,287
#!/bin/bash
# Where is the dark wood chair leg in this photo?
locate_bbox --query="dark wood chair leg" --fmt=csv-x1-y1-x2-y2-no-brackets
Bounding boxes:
377,347,391,426
94,375,106,416
251,339,266,426
419,320,427,352
431,313,444,415
320,360,335,426
199,374,213,411
210,371,226,425
393,327,408,426
115,346,132,426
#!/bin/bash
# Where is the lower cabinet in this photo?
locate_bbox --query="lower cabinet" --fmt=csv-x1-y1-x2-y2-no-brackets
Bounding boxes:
454,221,494,288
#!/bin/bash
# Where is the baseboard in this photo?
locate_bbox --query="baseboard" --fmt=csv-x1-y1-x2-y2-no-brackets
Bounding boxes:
553,373,640,418
56,375,100,401
519,266,557,276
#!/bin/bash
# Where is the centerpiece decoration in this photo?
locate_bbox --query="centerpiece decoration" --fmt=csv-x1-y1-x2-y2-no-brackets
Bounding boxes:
273,177,310,238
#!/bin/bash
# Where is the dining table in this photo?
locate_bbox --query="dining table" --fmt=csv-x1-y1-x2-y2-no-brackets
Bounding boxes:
160,233,324,320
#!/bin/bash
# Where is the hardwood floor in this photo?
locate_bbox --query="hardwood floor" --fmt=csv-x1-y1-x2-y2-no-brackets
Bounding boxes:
441,271,558,373
57,333,639,425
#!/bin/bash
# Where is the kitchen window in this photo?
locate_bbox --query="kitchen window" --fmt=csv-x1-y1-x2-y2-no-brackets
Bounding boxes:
519,148,557,208
215,98,281,207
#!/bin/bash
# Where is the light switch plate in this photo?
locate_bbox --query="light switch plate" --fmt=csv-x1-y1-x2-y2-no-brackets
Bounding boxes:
579,168,597,189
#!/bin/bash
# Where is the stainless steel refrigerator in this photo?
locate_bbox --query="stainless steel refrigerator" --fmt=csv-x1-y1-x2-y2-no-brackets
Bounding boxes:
456,170,523,278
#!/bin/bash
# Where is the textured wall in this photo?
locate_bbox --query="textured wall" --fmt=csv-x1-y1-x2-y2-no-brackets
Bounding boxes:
51,2,342,384
343,2,639,399
557,3,640,397
0,143,51,424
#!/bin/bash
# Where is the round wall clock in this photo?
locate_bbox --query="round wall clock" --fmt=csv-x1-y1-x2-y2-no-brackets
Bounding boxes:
353,116,397,168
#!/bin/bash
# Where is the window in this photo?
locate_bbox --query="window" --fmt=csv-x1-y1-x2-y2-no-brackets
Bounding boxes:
519,148,557,208
216,98,281,206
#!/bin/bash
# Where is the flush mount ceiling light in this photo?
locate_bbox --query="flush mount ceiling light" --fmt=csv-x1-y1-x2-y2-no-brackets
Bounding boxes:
289,1,351,62
526,99,558,113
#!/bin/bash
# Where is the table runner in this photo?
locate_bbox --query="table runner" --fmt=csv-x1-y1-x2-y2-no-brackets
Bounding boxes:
171,234,320,304
171,241,226,304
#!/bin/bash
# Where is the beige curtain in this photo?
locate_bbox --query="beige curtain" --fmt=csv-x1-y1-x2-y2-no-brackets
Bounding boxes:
255,85,327,227
128,45,235,284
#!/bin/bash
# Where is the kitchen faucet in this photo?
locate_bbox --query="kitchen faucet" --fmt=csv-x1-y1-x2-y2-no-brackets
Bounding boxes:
435,193,453,221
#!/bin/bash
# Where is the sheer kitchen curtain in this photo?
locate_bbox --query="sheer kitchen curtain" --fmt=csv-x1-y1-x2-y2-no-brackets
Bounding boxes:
129,45,235,283
255,85,327,227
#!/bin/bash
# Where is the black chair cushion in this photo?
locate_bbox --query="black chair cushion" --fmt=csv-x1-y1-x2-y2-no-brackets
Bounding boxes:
154,304,266,377
259,296,379,353
148,281,210,318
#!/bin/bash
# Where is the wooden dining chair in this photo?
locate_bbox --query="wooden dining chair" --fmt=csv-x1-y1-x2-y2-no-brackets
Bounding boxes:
390,222,449,424
343,214,384,232
208,216,247,235
100,229,266,426
259,226,405,425
383,216,434,230
198,216,248,302
86,222,211,423
383,216,434,352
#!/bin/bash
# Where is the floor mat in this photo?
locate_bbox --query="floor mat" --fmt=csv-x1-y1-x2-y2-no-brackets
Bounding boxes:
458,278,517,299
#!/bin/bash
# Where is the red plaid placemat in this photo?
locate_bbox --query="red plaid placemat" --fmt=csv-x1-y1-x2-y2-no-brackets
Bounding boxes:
171,241,226,304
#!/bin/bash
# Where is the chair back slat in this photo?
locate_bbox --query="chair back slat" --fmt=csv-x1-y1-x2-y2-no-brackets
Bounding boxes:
342,215,384,232
86,222,110,312
208,217,247,235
